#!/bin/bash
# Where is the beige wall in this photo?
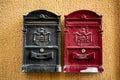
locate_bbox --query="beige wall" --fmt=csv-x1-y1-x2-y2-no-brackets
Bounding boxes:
0,0,120,80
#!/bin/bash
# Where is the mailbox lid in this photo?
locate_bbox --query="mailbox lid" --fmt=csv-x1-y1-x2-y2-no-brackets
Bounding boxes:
66,48,100,65
24,48,59,64
64,10,103,73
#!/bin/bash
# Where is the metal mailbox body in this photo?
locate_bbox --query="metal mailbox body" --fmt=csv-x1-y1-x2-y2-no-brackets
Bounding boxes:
64,10,104,72
22,10,61,72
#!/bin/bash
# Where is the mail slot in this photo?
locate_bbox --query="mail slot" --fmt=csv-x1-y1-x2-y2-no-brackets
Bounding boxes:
22,10,61,72
64,10,104,72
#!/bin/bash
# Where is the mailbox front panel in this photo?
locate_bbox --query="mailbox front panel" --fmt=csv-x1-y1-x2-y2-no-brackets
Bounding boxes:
64,10,104,72
22,10,61,72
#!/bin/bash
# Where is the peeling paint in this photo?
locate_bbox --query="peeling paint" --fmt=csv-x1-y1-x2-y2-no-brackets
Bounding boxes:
80,67,98,73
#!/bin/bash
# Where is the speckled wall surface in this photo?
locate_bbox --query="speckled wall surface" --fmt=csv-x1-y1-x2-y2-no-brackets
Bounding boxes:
0,0,120,80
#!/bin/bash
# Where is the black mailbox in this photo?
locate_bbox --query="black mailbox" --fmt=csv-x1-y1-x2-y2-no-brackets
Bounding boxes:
22,10,61,72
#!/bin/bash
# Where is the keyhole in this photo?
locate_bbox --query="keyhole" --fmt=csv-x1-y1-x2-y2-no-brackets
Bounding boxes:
40,48,44,52
81,49,86,53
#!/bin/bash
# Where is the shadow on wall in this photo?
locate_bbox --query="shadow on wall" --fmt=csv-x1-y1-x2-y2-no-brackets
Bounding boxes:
114,1,120,80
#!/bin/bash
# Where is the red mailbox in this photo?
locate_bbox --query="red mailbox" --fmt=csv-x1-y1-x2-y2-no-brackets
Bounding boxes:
64,10,104,72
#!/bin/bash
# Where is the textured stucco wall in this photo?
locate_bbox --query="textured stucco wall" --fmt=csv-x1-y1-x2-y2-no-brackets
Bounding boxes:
0,0,120,80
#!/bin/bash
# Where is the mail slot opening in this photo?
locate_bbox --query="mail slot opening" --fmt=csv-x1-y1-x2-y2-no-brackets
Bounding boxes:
66,20,101,25
26,20,59,24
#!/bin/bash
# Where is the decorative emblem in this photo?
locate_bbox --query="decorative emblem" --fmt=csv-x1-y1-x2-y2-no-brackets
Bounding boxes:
33,28,50,46
72,52,95,60
39,14,46,19
75,28,92,45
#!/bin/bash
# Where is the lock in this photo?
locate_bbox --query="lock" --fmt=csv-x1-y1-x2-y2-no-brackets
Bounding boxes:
40,48,44,52
81,49,86,53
